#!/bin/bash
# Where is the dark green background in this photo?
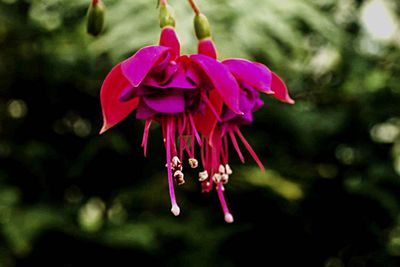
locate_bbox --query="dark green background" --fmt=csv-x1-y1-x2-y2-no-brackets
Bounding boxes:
1,0,400,266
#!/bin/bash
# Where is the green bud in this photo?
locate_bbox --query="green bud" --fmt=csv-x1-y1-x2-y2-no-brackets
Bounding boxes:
194,13,211,40
159,4,176,28
87,0,105,37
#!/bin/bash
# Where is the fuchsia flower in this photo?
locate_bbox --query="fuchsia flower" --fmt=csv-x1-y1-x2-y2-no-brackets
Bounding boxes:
189,37,294,222
100,26,247,218
99,3,294,223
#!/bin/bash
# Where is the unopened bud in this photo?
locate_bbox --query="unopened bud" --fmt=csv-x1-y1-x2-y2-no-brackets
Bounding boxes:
159,4,176,28
87,0,105,36
194,13,211,40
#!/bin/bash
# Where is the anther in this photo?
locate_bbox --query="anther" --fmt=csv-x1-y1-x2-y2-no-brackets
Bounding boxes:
198,170,208,182
189,158,198,168
212,173,222,183
172,156,181,168
219,164,225,174
225,164,233,175
221,174,229,184
174,170,185,186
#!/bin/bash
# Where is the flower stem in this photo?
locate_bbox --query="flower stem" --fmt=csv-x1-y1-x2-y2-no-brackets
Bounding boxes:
188,0,201,15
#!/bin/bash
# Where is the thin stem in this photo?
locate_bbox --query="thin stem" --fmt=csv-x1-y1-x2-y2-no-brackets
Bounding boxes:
188,0,201,15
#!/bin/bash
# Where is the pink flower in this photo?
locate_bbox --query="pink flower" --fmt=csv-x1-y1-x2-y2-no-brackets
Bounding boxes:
100,27,244,218
99,12,294,223
192,38,294,222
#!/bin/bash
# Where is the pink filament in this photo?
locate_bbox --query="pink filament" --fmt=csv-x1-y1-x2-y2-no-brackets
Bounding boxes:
222,135,229,165
188,113,202,146
234,126,265,172
141,119,152,157
228,129,245,163
200,136,206,168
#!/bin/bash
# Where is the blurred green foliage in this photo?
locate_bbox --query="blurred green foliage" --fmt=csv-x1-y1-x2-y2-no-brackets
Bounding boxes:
0,0,400,266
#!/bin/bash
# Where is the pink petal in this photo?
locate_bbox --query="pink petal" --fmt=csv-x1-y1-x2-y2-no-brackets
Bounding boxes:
190,54,242,114
121,46,170,87
143,63,197,89
198,38,218,59
136,100,157,120
271,72,295,104
222,59,273,94
100,63,139,134
159,27,180,59
143,61,178,86
142,89,185,114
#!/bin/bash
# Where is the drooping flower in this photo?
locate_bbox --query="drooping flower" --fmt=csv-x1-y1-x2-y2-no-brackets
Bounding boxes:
190,13,295,222
100,4,244,217
99,1,295,223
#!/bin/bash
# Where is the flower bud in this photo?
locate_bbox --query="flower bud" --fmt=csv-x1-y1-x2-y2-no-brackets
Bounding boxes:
87,0,105,36
159,4,176,28
194,13,211,40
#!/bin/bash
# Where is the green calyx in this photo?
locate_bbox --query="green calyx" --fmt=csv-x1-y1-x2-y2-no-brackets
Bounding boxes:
159,4,176,28
87,0,105,36
194,13,211,40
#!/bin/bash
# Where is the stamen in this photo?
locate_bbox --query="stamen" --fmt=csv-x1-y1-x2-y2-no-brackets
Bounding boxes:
218,164,225,174
223,135,229,164
172,156,181,168
225,164,233,175
228,129,245,163
174,170,185,186
212,173,222,183
141,119,152,157
221,174,229,184
216,183,234,223
188,113,202,146
189,158,198,168
234,126,265,172
198,170,208,182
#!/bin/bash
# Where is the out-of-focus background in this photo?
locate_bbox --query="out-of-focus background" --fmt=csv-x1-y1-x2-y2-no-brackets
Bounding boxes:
0,0,400,266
